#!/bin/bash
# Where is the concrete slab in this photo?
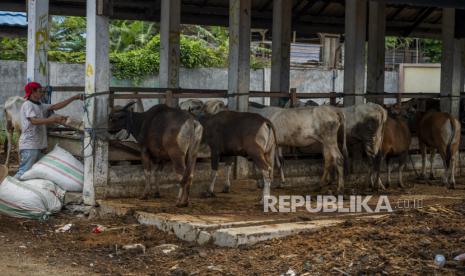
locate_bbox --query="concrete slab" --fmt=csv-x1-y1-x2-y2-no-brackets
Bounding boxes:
135,210,388,247
212,219,343,247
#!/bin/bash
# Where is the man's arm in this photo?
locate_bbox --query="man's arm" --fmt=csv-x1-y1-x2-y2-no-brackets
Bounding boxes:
48,94,82,111
29,115,67,126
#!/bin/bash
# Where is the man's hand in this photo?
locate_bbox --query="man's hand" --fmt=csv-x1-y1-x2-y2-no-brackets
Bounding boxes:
73,94,84,101
51,115,68,125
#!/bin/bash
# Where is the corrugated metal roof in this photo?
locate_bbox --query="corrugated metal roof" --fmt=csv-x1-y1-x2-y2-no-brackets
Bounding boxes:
0,11,26,27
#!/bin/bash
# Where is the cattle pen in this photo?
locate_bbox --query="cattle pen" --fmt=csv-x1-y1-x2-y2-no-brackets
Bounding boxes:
2,1,465,273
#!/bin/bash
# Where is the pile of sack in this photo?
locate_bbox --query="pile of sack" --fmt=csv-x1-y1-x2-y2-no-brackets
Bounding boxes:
0,145,84,220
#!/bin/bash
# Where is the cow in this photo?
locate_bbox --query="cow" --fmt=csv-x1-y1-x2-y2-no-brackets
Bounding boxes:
3,96,26,167
179,99,204,116
284,99,320,108
198,110,278,200
415,111,461,189
373,108,412,190
248,104,348,194
341,103,387,188
108,102,203,207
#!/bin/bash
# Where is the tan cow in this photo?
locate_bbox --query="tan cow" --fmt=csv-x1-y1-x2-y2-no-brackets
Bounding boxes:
416,111,461,189
3,96,26,167
249,105,348,194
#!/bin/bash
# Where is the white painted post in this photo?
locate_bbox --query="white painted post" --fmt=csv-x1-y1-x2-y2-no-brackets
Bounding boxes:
441,8,463,118
229,0,251,179
270,0,292,106
344,0,367,106
228,0,251,112
367,0,386,104
83,0,110,205
321,33,341,69
160,0,180,92
27,0,49,85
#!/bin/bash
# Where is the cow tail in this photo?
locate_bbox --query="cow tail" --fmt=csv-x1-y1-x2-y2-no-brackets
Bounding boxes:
445,116,456,169
181,120,203,184
337,111,349,176
3,110,8,154
265,120,282,171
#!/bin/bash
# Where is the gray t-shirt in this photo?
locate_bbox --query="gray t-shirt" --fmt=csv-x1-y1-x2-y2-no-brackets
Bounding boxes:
18,101,51,150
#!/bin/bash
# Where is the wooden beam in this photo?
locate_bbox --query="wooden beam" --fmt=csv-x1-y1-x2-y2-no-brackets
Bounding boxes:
292,0,319,23
314,1,331,15
403,7,435,36
388,5,405,20
259,0,273,10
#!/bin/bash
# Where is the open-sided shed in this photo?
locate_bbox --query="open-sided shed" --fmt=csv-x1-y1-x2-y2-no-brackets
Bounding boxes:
0,0,464,205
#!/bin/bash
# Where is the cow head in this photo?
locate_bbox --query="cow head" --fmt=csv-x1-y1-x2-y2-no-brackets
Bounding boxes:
201,100,227,115
108,101,136,134
179,99,204,116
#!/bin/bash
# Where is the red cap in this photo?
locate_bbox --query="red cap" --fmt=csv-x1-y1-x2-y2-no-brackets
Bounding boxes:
24,82,42,99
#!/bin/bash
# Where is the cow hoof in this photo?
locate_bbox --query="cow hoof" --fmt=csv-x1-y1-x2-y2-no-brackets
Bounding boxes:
201,191,216,198
221,187,230,193
176,201,189,208
153,192,161,199
448,184,456,190
139,194,150,200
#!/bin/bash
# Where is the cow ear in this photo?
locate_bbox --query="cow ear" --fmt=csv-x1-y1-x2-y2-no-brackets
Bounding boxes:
122,101,136,111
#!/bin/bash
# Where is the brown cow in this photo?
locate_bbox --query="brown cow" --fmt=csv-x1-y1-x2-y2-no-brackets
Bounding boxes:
416,111,461,189
109,103,203,207
374,109,412,190
199,111,278,200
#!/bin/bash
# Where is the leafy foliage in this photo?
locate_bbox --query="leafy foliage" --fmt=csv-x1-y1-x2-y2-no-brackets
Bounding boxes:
0,37,27,60
421,39,442,63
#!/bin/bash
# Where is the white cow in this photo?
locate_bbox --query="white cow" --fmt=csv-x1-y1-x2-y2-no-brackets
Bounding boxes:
3,96,26,167
249,105,348,194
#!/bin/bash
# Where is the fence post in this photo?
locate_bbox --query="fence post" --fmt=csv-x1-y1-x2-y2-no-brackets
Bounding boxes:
290,88,297,107
109,90,114,109
396,92,401,105
330,92,337,106
165,90,174,107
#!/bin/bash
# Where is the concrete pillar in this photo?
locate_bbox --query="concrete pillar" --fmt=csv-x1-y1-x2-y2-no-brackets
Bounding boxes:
26,0,49,85
83,0,110,205
228,0,251,112
321,33,341,69
344,0,367,106
228,0,251,179
270,0,292,106
160,0,180,90
440,8,463,118
367,0,386,104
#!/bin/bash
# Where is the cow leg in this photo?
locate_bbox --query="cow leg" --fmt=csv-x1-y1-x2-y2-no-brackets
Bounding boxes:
429,148,436,180
5,129,12,167
398,153,408,189
449,152,457,189
386,157,392,189
140,149,153,200
171,156,190,207
325,144,344,195
319,147,332,192
155,162,165,198
419,143,427,179
438,147,449,187
205,151,220,197
276,147,285,188
222,158,233,193
250,148,272,203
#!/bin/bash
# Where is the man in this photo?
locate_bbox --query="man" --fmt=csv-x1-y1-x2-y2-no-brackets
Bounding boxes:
14,82,83,178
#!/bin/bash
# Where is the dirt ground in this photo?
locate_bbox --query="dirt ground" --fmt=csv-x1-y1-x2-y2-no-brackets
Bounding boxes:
1,182,465,275
2,148,465,275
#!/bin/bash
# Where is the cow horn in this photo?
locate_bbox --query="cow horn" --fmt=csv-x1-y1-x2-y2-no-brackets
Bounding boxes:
123,101,136,110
